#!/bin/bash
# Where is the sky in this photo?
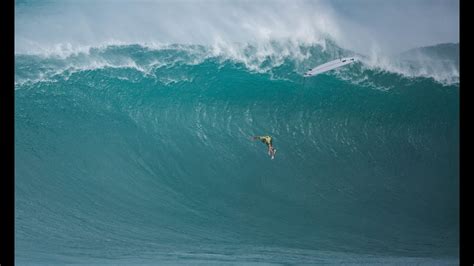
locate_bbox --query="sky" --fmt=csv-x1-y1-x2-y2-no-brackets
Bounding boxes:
329,0,459,54
14,0,459,56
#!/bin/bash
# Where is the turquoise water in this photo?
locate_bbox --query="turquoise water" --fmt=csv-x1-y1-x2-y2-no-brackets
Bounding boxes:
15,43,459,264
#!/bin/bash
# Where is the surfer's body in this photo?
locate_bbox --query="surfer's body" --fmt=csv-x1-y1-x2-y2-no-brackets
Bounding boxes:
252,135,277,159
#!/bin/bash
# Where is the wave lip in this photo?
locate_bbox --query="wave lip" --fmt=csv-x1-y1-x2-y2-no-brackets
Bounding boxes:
15,41,460,87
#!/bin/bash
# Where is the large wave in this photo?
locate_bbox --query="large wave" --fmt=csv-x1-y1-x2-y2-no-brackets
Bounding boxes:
15,41,459,264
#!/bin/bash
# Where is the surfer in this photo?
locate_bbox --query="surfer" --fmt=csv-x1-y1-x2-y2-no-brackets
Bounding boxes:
252,135,277,159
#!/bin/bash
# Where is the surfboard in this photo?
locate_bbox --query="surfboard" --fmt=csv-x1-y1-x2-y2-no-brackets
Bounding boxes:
304,57,356,77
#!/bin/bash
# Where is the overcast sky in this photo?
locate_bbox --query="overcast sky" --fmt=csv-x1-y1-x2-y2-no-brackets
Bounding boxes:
15,0,459,55
328,0,459,54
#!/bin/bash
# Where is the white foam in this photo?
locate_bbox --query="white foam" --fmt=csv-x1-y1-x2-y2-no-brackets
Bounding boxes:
15,39,459,87
359,54,459,86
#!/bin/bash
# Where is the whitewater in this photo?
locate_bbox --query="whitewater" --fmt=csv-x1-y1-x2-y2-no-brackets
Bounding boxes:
15,0,459,264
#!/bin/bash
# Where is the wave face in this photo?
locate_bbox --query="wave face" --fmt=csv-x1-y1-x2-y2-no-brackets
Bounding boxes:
15,43,459,264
